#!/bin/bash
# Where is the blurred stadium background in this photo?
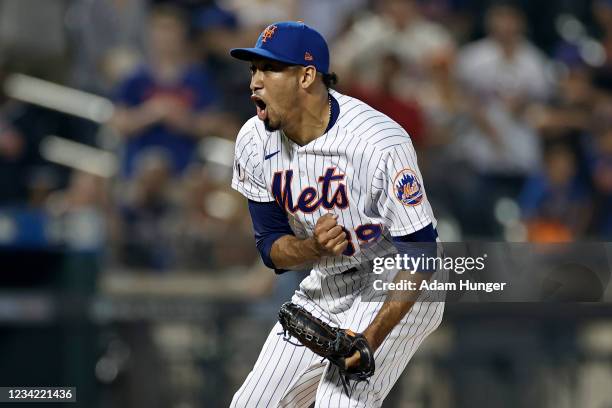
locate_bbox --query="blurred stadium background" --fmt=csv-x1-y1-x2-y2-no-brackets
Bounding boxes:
0,0,612,406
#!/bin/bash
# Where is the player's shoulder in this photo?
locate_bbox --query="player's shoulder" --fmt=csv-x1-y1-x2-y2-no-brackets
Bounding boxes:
332,90,413,152
236,116,272,148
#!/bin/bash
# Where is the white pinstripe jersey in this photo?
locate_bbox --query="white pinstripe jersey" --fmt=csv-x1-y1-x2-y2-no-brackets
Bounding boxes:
232,89,436,275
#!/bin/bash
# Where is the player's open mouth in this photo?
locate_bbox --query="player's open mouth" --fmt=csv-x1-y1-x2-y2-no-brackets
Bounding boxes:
251,95,268,121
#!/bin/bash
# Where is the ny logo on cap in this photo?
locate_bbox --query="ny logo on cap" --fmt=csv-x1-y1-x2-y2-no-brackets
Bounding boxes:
261,25,277,43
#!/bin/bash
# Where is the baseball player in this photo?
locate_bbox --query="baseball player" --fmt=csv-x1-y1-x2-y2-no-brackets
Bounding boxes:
229,21,445,407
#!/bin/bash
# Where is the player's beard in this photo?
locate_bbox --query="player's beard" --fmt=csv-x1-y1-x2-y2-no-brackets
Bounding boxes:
263,111,281,132
263,118,279,132
263,86,298,132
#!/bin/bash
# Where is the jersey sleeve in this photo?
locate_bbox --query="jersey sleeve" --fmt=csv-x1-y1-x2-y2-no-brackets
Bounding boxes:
371,142,432,236
231,122,275,202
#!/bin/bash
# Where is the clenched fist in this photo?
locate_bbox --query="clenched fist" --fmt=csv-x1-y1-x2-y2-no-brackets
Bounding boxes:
313,213,349,257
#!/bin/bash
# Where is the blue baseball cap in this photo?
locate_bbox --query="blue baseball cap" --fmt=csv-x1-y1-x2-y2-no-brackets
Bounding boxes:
230,21,330,74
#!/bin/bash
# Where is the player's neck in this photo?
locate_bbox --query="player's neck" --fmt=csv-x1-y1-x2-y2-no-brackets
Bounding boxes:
283,91,330,146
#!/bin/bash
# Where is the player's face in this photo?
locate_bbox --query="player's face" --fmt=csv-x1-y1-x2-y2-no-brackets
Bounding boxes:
249,58,301,132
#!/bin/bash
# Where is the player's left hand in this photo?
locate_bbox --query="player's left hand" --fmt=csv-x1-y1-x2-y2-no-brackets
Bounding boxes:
345,329,380,369
344,349,361,370
344,329,368,369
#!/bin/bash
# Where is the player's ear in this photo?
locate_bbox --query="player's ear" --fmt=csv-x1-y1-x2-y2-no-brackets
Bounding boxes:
299,66,318,89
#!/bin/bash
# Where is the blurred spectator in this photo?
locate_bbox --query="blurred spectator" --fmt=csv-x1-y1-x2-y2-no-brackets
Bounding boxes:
418,46,466,150
203,0,299,121
348,53,426,146
0,62,51,205
110,5,226,178
117,148,178,270
417,40,540,236
46,171,109,252
460,99,540,178
526,61,594,141
444,3,552,235
520,143,591,242
592,0,612,91
26,168,60,209
219,0,297,34
416,46,486,233
193,2,239,60
332,0,454,91
295,0,368,41
172,164,220,269
173,164,257,270
452,101,540,236
588,102,612,239
0,117,24,162
193,3,255,121
457,3,554,102
0,97,26,203
65,0,147,93
419,0,475,44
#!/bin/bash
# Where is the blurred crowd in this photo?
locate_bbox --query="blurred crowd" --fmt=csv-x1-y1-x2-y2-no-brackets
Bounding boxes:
1,0,612,273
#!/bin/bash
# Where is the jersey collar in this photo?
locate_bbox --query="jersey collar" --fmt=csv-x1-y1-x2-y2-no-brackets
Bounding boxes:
325,92,340,134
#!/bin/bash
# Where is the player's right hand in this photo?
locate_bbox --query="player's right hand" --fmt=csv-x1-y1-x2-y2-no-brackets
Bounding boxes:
313,213,349,257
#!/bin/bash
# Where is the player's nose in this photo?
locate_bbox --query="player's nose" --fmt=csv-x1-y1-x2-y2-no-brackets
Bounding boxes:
250,69,264,92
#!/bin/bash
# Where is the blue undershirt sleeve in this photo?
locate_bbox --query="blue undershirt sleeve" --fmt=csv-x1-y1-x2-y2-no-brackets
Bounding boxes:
247,199,294,274
391,223,438,273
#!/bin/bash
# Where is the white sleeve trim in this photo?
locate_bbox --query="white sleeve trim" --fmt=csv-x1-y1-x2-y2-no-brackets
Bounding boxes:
231,179,274,202
388,215,432,237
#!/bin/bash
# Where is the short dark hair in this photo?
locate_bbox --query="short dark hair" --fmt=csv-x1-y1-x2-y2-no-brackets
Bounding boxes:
252,59,339,89
322,72,338,89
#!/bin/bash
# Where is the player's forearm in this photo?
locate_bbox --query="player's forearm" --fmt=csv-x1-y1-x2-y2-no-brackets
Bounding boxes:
362,271,430,351
270,235,322,269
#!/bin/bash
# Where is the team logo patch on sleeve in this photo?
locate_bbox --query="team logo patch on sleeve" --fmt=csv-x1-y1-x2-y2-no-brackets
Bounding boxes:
394,169,423,206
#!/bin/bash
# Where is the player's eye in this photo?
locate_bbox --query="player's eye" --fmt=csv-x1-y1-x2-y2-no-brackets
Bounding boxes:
249,65,256,75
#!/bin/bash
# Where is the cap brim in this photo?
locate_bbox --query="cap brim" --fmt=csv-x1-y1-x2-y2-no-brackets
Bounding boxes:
230,47,300,66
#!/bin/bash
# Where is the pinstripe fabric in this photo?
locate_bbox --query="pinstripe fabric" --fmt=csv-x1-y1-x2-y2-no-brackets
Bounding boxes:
231,90,435,275
229,267,445,408
230,90,445,407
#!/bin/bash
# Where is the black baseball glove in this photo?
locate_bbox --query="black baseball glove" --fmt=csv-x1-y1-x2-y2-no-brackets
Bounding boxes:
278,301,375,396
